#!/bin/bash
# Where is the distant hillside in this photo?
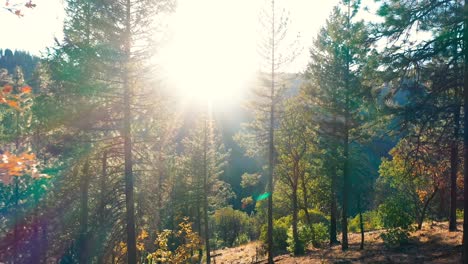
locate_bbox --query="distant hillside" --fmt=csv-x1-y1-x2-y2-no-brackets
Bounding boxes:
0,49,39,80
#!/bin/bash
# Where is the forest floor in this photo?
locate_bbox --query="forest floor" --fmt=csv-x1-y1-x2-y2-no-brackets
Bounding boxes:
212,221,463,264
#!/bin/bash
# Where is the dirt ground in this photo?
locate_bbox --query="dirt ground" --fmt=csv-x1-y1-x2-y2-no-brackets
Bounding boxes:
212,221,463,264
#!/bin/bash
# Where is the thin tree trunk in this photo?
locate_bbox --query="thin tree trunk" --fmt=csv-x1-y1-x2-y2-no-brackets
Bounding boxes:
329,115,339,246
330,165,338,246
341,1,351,251
203,118,211,264
32,188,41,263
197,204,203,263
13,178,19,264
156,153,164,231
300,172,311,227
97,151,108,264
358,198,364,250
267,1,276,263
418,189,438,230
79,159,90,264
463,1,468,262
292,184,301,255
41,219,48,264
123,0,137,263
450,104,460,231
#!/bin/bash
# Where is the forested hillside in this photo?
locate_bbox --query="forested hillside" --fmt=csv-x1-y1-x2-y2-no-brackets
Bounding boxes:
0,0,467,263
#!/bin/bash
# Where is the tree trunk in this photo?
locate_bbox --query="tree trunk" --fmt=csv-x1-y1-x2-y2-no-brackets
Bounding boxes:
41,219,48,264
300,172,311,227
341,0,351,251
97,152,108,264
418,189,438,230
79,160,90,264
13,178,19,264
267,1,276,263
463,0,468,262
196,200,203,263
341,49,350,251
330,165,339,246
123,0,137,264
292,185,301,255
123,0,137,263
203,118,211,264
358,198,364,250
450,104,460,231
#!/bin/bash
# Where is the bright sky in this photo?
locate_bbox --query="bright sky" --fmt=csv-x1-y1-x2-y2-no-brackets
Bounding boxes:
1,0,383,104
0,0,64,55
158,0,342,103
0,0,341,68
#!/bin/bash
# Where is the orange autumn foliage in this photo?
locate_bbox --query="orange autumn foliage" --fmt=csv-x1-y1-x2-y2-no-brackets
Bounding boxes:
0,152,46,185
0,84,32,110
4,1,36,17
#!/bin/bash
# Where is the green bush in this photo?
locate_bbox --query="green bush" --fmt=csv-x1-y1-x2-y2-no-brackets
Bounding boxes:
309,222,328,248
298,209,329,225
235,233,250,246
378,195,414,247
380,227,411,247
348,211,382,233
213,207,252,247
457,209,464,220
378,195,414,229
260,216,290,252
286,221,328,255
286,223,306,255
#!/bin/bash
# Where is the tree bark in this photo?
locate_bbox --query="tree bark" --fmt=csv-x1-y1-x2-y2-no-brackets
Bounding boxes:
123,0,137,260
79,160,90,264
463,0,468,262
13,178,19,264
292,185,301,255
418,189,438,230
358,198,364,250
341,0,351,251
203,118,211,264
97,152,108,264
450,104,460,231
300,172,311,227
330,164,339,246
267,1,276,262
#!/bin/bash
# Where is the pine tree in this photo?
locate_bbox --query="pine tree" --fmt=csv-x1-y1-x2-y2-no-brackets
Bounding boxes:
235,1,298,261
303,0,375,250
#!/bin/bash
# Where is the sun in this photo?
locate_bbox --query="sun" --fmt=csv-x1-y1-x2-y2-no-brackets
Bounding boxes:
160,0,259,105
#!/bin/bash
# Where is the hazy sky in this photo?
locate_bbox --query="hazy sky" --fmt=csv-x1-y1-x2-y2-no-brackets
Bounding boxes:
0,0,65,54
0,0,344,70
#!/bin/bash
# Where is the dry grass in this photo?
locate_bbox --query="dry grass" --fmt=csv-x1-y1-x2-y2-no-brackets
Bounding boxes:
213,221,463,264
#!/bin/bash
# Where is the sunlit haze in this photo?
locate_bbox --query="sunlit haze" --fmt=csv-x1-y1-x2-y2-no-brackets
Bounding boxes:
159,0,340,104
1,0,347,104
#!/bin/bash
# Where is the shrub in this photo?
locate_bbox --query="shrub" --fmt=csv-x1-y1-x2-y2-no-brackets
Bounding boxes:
260,216,290,252
380,227,411,247
378,195,414,229
457,209,464,220
286,221,328,255
348,211,382,233
309,222,328,248
213,207,252,247
286,223,306,255
378,195,414,247
147,217,202,264
298,209,329,225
